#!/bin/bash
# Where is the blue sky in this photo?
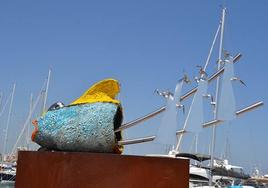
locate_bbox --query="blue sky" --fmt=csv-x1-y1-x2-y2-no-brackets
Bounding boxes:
0,1,267,173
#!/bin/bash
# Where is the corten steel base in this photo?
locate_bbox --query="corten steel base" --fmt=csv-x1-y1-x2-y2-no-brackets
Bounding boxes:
15,151,189,188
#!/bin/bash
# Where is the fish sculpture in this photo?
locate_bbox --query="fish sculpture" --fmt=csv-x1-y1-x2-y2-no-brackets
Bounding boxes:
31,79,123,154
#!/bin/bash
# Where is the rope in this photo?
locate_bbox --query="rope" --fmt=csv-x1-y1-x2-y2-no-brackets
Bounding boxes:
204,24,221,72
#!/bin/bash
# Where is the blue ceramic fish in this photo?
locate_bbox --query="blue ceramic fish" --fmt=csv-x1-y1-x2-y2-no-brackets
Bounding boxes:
32,79,123,153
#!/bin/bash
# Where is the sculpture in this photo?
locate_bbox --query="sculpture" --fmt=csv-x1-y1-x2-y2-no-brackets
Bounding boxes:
31,79,123,154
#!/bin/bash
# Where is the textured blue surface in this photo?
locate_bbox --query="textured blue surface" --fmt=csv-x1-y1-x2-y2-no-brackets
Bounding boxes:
34,102,119,152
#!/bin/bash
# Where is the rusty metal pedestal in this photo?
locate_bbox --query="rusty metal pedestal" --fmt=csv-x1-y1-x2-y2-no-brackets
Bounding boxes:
15,151,189,188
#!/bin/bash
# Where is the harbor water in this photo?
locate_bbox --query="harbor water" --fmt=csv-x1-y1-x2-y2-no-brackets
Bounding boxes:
0,184,14,188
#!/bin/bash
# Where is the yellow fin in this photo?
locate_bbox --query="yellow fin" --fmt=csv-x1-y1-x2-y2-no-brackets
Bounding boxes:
70,79,120,105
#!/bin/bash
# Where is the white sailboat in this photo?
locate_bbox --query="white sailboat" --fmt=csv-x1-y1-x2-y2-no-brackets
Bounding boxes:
11,68,51,155
0,84,16,184
173,8,260,187
0,69,51,185
116,7,263,188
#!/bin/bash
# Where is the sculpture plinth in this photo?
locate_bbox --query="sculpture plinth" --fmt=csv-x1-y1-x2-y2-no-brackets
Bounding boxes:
16,151,189,188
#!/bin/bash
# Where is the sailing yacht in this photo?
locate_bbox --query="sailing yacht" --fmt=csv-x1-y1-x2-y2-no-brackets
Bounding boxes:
119,6,263,187
0,84,16,184
0,69,51,185
174,8,261,187
135,7,263,188
0,162,16,184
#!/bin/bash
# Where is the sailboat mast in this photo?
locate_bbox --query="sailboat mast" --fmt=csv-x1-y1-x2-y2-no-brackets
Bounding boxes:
209,7,226,186
2,83,16,158
218,8,226,66
195,133,198,153
0,92,3,112
42,69,51,113
26,93,34,150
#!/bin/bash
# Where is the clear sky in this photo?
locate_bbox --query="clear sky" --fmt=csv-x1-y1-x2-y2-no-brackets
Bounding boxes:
0,0,267,174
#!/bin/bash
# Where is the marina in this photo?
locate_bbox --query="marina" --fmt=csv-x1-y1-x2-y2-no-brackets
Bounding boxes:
1,1,268,187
